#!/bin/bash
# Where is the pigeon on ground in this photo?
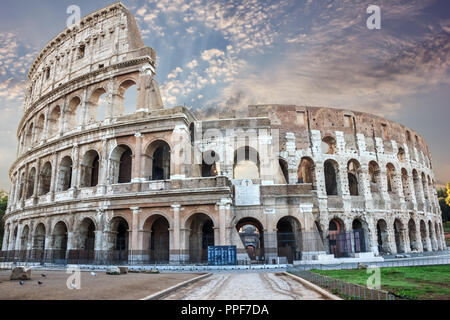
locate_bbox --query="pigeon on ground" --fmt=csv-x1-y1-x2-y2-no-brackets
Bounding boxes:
37,281,43,285
19,281,24,285
90,272,97,276
41,274,46,277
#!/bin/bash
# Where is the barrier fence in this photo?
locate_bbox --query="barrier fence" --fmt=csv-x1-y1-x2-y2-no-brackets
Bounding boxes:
288,269,396,300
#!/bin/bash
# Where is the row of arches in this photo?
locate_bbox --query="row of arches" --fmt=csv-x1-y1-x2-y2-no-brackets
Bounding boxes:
20,79,138,152
14,140,172,202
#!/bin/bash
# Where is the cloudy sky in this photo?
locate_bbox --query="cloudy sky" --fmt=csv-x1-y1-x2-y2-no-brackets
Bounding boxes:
0,0,449,190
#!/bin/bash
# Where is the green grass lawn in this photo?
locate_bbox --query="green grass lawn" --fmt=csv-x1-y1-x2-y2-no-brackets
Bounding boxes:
311,265,450,300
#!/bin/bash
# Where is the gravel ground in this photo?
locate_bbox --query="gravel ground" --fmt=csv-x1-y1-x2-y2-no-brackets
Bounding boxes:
0,270,199,300
164,272,328,300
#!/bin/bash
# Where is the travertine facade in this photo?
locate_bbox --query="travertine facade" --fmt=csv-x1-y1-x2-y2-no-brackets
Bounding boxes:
2,3,446,265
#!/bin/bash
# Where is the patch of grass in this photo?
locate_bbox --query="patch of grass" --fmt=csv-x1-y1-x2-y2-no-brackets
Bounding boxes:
311,265,450,300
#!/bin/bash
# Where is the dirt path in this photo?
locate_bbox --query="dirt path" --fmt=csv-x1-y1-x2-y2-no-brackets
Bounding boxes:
164,272,328,300
0,270,199,300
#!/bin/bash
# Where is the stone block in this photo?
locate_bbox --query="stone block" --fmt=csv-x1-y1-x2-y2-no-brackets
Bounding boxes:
10,267,32,280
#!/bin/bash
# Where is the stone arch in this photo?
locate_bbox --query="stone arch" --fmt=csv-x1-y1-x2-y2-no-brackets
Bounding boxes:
88,87,108,122
398,147,406,162
408,218,419,251
110,144,133,184
324,159,340,196
47,105,61,137
236,217,265,262
234,146,260,180
185,213,215,262
33,223,46,252
276,216,302,263
328,217,349,257
376,219,390,254
412,169,421,202
142,214,170,263
386,163,397,193
35,113,45,141
145,140,171,181
108,216,129,262
52,221,68,260
118,79,138,116
26,167,36,199
298,157,315,188
56,156,73,192
368,161,381,194
64,96,82,131
39,161,52,195
352,218,368,253
420,220,429,251
421,172,428,200
278,157,289,184
201,150,219,177
80,150,100,187
321,136,336,154
401,168,411,200
78,217,96,251
347,159,361,196
394,219,406,253
20,225,30,253
25,122,34,149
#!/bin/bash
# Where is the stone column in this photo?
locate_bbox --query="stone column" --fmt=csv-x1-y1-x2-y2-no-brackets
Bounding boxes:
170,124,189,179
217,201,226,245
131,133,144,183
170,204,182,263
129,207,141,262
50,152,58,202
98,138,108,195
33,159,41,204
72,143,80,193
1,224,9,251
414,218,423,252
425,223,433,252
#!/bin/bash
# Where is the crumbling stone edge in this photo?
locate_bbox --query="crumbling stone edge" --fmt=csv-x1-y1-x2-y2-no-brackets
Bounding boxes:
140,273,212,300
283,272,342,300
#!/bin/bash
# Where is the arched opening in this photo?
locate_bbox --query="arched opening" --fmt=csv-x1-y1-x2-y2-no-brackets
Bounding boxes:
143,215,170,263
19,225,30,260
278,158,289,184
394,219,405,253
321,136,336,154
347,159,360,196
435,222,442,250
328,218,350,257
39,162,52,195
376,219,389,254
428,220,436,250
401,168,410,201
48,106,61,137
56,156,73,192
33,223,46,261
187,213,214,263
26,168,36,199
18,172,25,201
118,80,138,116
52,221,68,261
64,97,81,131
236,218,265,262
397,147,406,162
202,150,219,177
88,88,108,122
386,163,396,193
25,123,33,149
276,216,302,263
324,160,339,196
368,161,381,194
78,218,96,262
234,146,260,180
298,157,315,187
35,114,45,141
408,219,418,251
421,172,428,200
110,145,133,184
352,219,367,253
80,150,100,187
110,217,129,262
412,170,421,202
420,220,429,251
145,140,171,181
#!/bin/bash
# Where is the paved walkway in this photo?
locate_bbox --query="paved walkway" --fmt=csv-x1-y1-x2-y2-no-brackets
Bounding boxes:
164,272,328,300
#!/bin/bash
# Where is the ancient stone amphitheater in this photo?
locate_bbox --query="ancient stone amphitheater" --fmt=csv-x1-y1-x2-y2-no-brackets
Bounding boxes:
1,3,446,265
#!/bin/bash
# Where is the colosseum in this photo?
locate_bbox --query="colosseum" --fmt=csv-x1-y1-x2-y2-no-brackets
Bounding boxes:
1,3,447,266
